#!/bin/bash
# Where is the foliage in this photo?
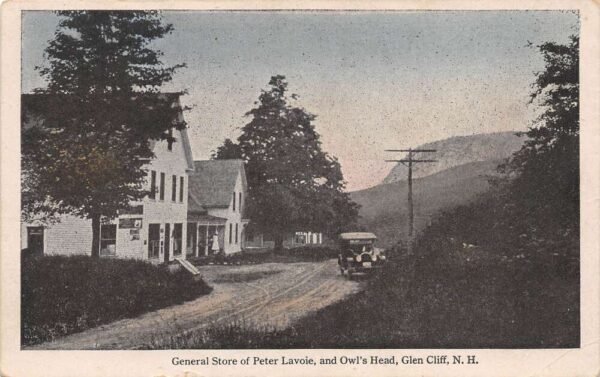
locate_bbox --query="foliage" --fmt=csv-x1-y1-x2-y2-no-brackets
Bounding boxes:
188,245,339,266
149,195,579,349
147,37,580,350
500,35,579,231
22,11,186,256
213,75,359,247
21,255,212,346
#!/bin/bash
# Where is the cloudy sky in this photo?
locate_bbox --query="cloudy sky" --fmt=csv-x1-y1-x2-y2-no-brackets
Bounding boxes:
22,11,579,191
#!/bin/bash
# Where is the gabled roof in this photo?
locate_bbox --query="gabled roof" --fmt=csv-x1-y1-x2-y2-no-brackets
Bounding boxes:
21,93,194,170
188,159,246,213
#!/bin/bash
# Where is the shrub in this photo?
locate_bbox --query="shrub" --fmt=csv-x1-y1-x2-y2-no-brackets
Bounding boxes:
21,255,212,346
149,195,579,349
188,245,338,266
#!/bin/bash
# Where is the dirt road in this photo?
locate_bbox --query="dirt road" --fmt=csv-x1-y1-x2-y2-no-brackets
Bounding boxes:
28,259,361,350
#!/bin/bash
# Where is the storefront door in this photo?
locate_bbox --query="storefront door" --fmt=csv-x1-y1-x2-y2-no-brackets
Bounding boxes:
164,223,170,263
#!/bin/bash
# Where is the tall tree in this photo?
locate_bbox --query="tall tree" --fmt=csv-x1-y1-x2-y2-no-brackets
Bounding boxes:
501,36,579,225
214,75,359,249
22,11,186,257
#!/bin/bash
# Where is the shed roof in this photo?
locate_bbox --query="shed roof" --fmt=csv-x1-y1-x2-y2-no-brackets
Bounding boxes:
187,213,227,224
188,159,246,212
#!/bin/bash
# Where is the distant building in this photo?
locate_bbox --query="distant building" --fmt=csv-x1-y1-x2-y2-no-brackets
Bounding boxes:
245,231,325,249
20,93,195,264
187,159,249,255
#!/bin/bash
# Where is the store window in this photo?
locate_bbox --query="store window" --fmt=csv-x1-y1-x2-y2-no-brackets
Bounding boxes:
100,224,117,256
148,224,160,259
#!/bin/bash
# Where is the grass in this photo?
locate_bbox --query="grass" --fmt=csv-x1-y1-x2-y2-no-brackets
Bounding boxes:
21,254,212,346
146,245,579,349
143,322,296,350
145,196,579,349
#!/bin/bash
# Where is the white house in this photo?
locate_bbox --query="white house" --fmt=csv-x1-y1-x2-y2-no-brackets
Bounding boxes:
20,93,195,264
187,159,249,255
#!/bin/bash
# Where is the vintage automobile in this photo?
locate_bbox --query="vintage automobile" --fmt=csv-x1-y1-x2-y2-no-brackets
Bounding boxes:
337,232,386,279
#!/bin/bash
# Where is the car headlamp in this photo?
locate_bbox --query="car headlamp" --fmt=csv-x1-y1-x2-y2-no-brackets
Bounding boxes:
356,254,362,262
372,253,377,261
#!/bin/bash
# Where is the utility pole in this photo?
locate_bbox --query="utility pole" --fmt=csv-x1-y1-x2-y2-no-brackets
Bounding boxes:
385,148,437,254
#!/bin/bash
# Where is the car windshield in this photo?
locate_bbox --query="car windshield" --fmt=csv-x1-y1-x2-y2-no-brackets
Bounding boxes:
344,242,374,254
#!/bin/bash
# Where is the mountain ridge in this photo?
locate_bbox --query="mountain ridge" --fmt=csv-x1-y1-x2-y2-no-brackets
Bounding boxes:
382,131,524,184
351,159,504,247
350,131,527,248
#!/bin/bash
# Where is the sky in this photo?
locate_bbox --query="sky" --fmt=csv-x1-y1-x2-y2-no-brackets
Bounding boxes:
21,11,579,191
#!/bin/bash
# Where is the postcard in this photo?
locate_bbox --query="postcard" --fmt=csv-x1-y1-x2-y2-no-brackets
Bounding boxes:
1,1,599,376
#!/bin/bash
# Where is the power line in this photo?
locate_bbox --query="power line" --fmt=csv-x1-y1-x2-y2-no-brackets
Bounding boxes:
385,148,437,254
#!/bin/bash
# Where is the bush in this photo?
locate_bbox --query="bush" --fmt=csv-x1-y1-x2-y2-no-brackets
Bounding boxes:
149,194,579,349
21,255,212,346
188,245,338,266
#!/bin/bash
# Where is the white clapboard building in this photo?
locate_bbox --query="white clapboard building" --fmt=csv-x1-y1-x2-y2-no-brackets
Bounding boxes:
20,93,195,264
186,159,249,255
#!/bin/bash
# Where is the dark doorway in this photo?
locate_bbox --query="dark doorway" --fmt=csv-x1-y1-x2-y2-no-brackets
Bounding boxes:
164,223,171,263
198,225,208,256
27,227,44,255
173,223,182,256
187,223,197,257
148,224,160,259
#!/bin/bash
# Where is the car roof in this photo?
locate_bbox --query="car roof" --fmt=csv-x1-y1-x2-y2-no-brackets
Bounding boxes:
339,232,377,240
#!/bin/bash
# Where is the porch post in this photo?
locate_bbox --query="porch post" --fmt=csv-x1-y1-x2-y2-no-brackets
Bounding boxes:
205,225,209,256
195,223,199,257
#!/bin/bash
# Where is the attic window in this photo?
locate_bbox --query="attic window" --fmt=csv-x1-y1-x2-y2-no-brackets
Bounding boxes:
167,128,173,151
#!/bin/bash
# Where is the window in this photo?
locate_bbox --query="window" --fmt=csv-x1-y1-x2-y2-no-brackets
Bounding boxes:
27,226,44,254
232,192,236,211
173,223,182,256
229,223,233,244
148,224,160,258
180,176,184,202
100,224,117,256
149,171,156,199
239,192,242,212
159,172,165,200
167,128,173,151
294,232,306,245
172,175,177,202
235,223,238,244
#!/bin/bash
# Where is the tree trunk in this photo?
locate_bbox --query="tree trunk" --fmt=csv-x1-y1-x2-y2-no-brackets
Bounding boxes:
91,214,101,258
274,235,284,254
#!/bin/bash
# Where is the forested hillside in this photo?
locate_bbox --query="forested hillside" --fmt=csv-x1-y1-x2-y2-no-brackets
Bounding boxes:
164,36,580,349
383,132,523,184
351,159,502,247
